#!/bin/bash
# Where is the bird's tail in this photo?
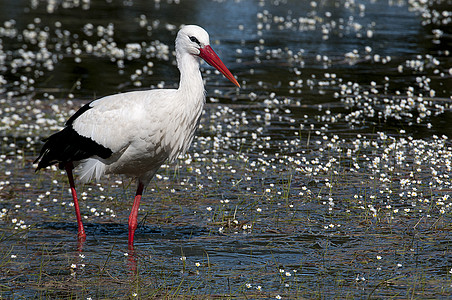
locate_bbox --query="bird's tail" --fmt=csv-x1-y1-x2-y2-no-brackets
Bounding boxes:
76,158,106,183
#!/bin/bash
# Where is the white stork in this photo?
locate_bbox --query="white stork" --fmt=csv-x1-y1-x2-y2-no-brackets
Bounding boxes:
34,25,240,249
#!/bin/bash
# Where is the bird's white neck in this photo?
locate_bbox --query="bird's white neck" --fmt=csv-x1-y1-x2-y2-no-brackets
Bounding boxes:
176,52,205,99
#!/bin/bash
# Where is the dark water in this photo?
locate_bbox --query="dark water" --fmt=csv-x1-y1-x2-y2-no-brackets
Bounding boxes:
1,0,451,298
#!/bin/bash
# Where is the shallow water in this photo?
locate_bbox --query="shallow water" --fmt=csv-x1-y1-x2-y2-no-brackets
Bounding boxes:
1,0,451,298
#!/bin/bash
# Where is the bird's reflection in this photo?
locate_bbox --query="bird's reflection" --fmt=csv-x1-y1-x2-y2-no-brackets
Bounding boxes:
127,245,138,275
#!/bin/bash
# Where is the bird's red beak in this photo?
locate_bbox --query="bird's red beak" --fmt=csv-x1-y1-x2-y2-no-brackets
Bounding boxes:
199,45,240,88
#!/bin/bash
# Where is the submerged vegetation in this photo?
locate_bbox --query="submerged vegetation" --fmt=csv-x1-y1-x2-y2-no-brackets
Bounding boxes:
0,0,451,298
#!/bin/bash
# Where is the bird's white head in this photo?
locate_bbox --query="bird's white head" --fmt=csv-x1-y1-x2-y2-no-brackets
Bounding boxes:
176,25,240,87
176,25,210,56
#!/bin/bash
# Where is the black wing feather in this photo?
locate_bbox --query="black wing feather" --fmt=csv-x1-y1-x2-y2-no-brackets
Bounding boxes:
65,101,93,126
34,103,113,170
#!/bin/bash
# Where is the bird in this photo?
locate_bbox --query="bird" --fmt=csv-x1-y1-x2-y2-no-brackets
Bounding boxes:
34,25,240,249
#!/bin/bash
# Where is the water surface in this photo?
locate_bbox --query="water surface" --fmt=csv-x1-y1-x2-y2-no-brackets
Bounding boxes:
0,0,451,298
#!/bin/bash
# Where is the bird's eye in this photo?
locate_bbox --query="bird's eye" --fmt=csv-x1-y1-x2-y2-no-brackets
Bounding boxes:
189,36,200,45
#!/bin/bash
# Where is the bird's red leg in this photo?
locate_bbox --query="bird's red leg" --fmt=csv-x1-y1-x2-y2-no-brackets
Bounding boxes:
128,181,144,250
65,163,87,243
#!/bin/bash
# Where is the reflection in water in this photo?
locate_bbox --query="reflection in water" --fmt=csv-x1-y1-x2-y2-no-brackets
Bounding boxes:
127,248,137,275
